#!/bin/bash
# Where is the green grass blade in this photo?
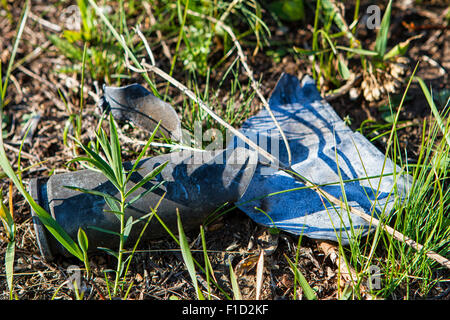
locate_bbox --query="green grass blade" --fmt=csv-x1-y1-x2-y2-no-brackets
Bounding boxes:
1,1,29,103
374,0,392,57
0,2,83,260
125,181,165,208
153,210,232,300
64,185,120,204
0,191,15,238
98,247,119,259
415,76,450,148
200,225,214,299
5,241,15,299
228,257,242,300
123,216,133,245
177,210,204,300
0,140,83,261
77,227,89,253
108,113,124,187
86,0,158,96
321,0,357,43
125,121,161,184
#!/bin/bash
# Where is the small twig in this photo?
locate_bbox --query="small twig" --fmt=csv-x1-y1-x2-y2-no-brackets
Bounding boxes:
116,123,204,152
143,2,172,62
3,143,40,161
28,11,62,33
12,40,52,73
8,74,24,103
134,26,155,67
17,65,56,90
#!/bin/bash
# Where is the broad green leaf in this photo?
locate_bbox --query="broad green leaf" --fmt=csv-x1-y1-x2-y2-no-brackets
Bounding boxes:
98,247,119,259
374,0,392,57
104,195,120,211
383,34,421,61
77,228,89,253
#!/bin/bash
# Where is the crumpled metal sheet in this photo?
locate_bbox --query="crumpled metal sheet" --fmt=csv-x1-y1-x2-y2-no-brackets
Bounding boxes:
30,147,258,259
101,84,182,141
231,73,410,244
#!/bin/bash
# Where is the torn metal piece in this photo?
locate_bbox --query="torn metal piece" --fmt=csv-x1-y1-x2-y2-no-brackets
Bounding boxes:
30,148,257,259
232,73,410,244
100,83,182,141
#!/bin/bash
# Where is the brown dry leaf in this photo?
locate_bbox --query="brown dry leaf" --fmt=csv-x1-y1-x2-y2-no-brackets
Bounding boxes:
235,254,260,276
206,221,224,232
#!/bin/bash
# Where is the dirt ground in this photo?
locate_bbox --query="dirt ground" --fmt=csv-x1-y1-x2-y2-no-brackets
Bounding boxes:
0,0,449,300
